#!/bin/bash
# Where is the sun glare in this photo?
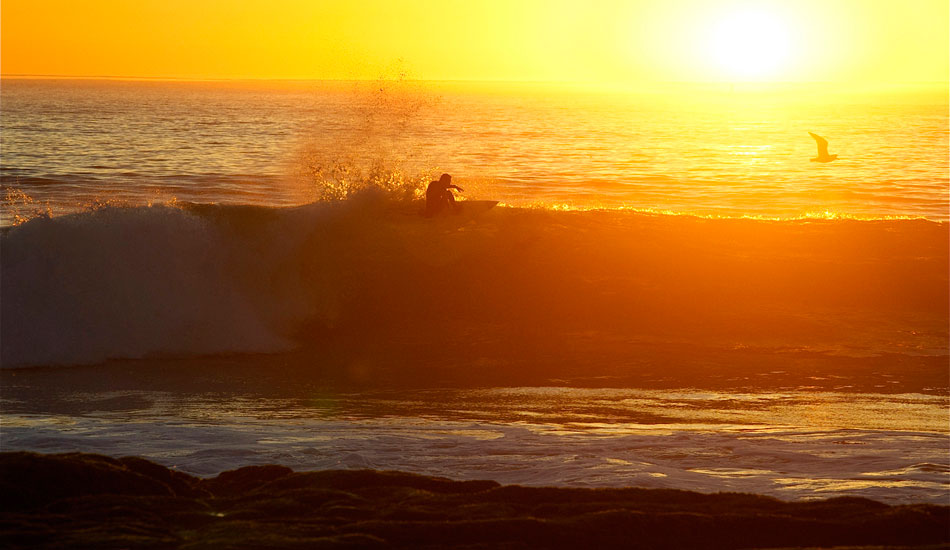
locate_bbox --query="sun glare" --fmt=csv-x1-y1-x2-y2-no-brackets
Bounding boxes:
707,9,793,81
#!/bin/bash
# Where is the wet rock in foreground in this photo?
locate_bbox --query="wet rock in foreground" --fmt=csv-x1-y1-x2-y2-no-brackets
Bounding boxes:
1,452,947,549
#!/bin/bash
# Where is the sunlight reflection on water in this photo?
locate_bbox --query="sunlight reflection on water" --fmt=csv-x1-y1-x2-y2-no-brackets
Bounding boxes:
2,80,947,223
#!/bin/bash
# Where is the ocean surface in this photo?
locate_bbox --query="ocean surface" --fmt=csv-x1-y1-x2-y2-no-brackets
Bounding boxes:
1,79,947,504
2,79,948,221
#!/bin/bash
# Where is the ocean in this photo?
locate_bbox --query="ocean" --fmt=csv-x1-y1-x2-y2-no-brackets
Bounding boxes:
3,79,948,221
1,78,947,505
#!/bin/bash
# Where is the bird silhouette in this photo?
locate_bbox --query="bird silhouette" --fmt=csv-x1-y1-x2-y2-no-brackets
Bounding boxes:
809,132,838,163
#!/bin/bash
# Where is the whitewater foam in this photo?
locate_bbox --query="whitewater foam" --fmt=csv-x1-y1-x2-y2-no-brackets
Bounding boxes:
1,205,296,366
2,387,946,504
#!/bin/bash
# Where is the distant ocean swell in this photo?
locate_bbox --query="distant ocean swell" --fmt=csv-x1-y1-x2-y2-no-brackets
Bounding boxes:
1,194,947,369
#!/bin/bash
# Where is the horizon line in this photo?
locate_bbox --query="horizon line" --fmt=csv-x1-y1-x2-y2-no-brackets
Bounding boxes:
2,73,949,88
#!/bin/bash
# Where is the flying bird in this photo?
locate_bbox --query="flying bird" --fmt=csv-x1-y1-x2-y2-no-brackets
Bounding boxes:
808,132,838,163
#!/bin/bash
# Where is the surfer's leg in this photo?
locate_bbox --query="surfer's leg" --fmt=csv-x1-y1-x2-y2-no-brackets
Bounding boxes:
446,193,460,213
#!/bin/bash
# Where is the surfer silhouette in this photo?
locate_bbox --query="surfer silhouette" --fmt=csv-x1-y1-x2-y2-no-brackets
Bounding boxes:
424,173,464,217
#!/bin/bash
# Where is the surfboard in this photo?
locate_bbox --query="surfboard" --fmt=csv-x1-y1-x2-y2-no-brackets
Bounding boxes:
455,200,499,216
407,200,499,218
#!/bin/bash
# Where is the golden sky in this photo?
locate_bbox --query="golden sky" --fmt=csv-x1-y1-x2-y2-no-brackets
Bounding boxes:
2,0,947,83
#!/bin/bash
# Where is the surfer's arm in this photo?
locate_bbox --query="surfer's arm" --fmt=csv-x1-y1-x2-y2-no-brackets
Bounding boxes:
449,185,464,192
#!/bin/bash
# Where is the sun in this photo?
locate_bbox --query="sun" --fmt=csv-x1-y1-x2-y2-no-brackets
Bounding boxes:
707,9,793,81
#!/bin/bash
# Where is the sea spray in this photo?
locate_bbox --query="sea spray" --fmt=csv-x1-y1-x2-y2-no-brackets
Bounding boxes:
288,70,443,205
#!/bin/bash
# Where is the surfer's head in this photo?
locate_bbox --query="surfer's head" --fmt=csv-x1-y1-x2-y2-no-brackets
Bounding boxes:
439,173,452,184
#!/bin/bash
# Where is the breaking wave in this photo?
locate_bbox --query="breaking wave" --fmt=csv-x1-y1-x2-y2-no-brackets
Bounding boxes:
1,193,947,368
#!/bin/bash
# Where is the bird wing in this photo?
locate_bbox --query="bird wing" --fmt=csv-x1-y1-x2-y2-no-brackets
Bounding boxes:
809,132,829,156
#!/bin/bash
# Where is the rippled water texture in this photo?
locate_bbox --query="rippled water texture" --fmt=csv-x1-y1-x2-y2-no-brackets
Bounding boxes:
2,79,947,222
2,385,946,504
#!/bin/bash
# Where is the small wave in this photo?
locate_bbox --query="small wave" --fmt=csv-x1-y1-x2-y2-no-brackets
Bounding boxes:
0,175,101,186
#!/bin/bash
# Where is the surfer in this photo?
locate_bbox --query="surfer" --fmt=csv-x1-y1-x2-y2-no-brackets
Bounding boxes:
424,173,464,217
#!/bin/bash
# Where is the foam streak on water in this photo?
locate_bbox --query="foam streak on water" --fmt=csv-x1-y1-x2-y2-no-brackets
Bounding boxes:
1,388,946,504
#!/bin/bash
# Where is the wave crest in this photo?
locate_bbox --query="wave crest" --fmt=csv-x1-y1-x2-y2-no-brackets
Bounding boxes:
2,201,946,368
